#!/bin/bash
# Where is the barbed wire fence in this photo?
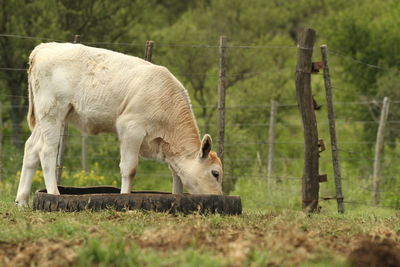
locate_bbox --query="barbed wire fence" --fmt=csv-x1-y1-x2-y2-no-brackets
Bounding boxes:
0,32,398,211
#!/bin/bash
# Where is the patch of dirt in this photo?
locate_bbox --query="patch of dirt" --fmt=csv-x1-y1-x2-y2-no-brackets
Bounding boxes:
133,218,400,266
1,212,399,266
0,212,16,223
136,224,254,264
134,222,328,266
264,225,318,264
0,239,81,267
348,238,400,267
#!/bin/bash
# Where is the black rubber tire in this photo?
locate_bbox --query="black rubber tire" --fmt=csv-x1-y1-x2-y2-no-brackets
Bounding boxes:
32,186,242,215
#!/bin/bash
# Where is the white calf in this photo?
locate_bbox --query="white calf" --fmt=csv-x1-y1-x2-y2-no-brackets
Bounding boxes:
16,43,223,207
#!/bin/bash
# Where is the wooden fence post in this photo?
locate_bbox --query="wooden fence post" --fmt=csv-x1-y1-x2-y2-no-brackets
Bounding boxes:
372,97,390,205
217,35,227,190
56,34,80,184
217,36,227,163
144,40,154,62
73,34,80,44
267,100,277,183
321,44,345,213
295,28,320,212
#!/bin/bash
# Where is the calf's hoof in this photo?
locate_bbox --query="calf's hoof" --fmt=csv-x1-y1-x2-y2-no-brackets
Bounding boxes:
15,199,29,208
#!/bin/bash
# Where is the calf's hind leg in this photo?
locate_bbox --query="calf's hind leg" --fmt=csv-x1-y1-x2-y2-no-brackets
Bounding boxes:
15,127,42,207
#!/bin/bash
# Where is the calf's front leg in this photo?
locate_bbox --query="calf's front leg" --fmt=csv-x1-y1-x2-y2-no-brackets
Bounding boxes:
169,165,183,194
117,119,146,194
39,121,62,196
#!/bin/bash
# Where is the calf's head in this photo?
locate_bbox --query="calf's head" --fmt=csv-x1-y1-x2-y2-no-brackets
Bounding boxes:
178,135,223,195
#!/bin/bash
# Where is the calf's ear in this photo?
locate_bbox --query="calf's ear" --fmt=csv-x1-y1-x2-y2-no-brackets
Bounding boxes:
199,134,212,159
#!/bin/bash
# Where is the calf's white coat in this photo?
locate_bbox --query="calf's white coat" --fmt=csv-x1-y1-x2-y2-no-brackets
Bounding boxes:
16,43,223,207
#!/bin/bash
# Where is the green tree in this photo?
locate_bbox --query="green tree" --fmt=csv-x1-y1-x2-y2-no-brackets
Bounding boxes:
322,0,400,142
154,0,340,192
0,0,195,147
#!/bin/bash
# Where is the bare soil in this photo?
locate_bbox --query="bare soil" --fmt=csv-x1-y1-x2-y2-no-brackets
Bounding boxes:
134,218,400,266
348,238,400,267
1,210,399,266
0,239,80,267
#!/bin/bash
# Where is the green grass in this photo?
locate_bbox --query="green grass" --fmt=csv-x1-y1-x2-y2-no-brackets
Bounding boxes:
1,161,399,266
0,188,399,266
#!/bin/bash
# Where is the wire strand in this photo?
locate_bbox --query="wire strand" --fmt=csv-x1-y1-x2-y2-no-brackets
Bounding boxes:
0,33,65,42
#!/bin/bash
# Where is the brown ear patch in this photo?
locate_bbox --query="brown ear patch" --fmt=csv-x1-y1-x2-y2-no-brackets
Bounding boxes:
209,151,221,165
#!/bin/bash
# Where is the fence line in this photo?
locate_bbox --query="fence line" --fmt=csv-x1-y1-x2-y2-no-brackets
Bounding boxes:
3,163,399,184
1,151,398,164
3,95,400,107
1,32,399,210
17,155,377,163
0,33,65,42
0,33,298,49
0,33,390,68
0,67,27,71
329,50,386,71
2,134,399,148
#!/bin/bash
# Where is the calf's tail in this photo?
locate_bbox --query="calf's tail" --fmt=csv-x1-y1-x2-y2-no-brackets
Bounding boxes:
27,80,35,131
27,52,36,131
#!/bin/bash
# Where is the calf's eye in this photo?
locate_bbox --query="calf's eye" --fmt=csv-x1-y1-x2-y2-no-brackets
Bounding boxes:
211,170,219,180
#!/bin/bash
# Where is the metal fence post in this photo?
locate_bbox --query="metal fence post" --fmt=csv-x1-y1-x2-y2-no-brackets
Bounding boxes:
321,44,345,213
372,97,390,205
267,100,277,184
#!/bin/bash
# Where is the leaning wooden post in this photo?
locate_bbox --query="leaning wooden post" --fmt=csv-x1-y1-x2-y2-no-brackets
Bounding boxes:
372,97,390,205
267,100,277,183
321,44,345,213
144,40,154,62
295,28,320,212
56,35,79,184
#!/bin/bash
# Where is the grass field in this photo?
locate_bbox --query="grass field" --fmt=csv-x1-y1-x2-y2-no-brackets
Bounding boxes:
1,190,399,267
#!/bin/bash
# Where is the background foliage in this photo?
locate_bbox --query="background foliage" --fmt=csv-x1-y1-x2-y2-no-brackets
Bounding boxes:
0,0,399,209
